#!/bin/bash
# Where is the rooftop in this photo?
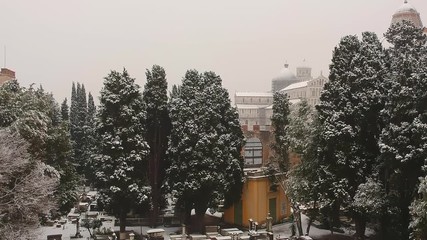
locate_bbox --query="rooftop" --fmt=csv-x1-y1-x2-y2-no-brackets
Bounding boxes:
280,81,309,91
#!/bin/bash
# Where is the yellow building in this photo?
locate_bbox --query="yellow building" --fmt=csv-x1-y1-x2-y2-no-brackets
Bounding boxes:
224,168,291,227
223,127,292,227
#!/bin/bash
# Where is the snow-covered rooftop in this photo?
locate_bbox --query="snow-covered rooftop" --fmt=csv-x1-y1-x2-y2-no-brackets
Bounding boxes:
235,92,273,97
273,64,297,82
281,81,308,91
395,1,418,14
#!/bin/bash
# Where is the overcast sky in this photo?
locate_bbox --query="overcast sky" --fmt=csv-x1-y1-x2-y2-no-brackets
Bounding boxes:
1,0,426,104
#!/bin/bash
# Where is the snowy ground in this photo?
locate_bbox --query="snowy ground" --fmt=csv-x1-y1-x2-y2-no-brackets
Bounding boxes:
36,213,364,240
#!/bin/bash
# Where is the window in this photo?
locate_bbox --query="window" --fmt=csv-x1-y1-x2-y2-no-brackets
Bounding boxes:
244,137,263,166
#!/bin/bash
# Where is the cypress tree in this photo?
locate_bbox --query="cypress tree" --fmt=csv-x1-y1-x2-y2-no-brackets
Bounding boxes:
142,65,171,227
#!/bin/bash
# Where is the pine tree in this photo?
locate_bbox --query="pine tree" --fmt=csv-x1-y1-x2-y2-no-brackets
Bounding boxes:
94,69,150,238
164,70,244,233
142,65,171,227
378,21,427,239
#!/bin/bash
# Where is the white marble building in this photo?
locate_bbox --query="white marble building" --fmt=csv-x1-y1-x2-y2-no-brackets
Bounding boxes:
280,73,328,107
235,63,328,130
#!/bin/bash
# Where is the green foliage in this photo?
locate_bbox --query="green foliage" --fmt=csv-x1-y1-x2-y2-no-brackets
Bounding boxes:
94,69,150,229
270,91,291,171
61,98,69,121
378,21,427,239
410,176,427,240
0,80,79,214
142,65,171,223
164,70,244,224
70,82,89,175
0,130,59,239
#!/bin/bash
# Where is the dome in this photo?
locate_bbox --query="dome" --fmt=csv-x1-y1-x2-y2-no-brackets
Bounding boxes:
271,64,298,92
272,64,297,82
391,0,423,28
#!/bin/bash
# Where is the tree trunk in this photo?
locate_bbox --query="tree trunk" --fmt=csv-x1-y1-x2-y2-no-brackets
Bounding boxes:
150,124,160,227
119,209,127,240
354,213,366,240
183,202,192,227
194,206,207,234
292,203,304,236
306,200,318,236
306,217,313,236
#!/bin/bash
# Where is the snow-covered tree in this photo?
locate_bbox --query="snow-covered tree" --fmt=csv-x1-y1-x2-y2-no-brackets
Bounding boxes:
267,91,308,235
70,82,89,175
142,65,171,227
164,70,244,233
270,91,291,170
0,129,59,240
94,69,150,239
286,114,324,235
82,92,97,183
61,98,69,121
0,80,79,215
315,32,386,239
378,21,427,240
287,99,314,154
410,176,427,239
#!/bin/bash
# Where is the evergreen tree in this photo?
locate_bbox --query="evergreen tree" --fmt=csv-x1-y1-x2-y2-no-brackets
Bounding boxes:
61,98,69,121
0,80,79,215
0,129,59,240
142,65,171,227
378,21,427,239
164,70,244,233
268,92,308,235
409,176,427,239
270,91,291,170
170,84,181,98
286,113,323,236
94,69,150,238
69,82,89,176
287,99,313,155
315,32,386,239
70,82,77,140
82,92,97,183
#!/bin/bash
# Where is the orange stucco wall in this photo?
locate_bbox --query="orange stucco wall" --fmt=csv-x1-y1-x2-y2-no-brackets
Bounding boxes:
223,175,291,227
